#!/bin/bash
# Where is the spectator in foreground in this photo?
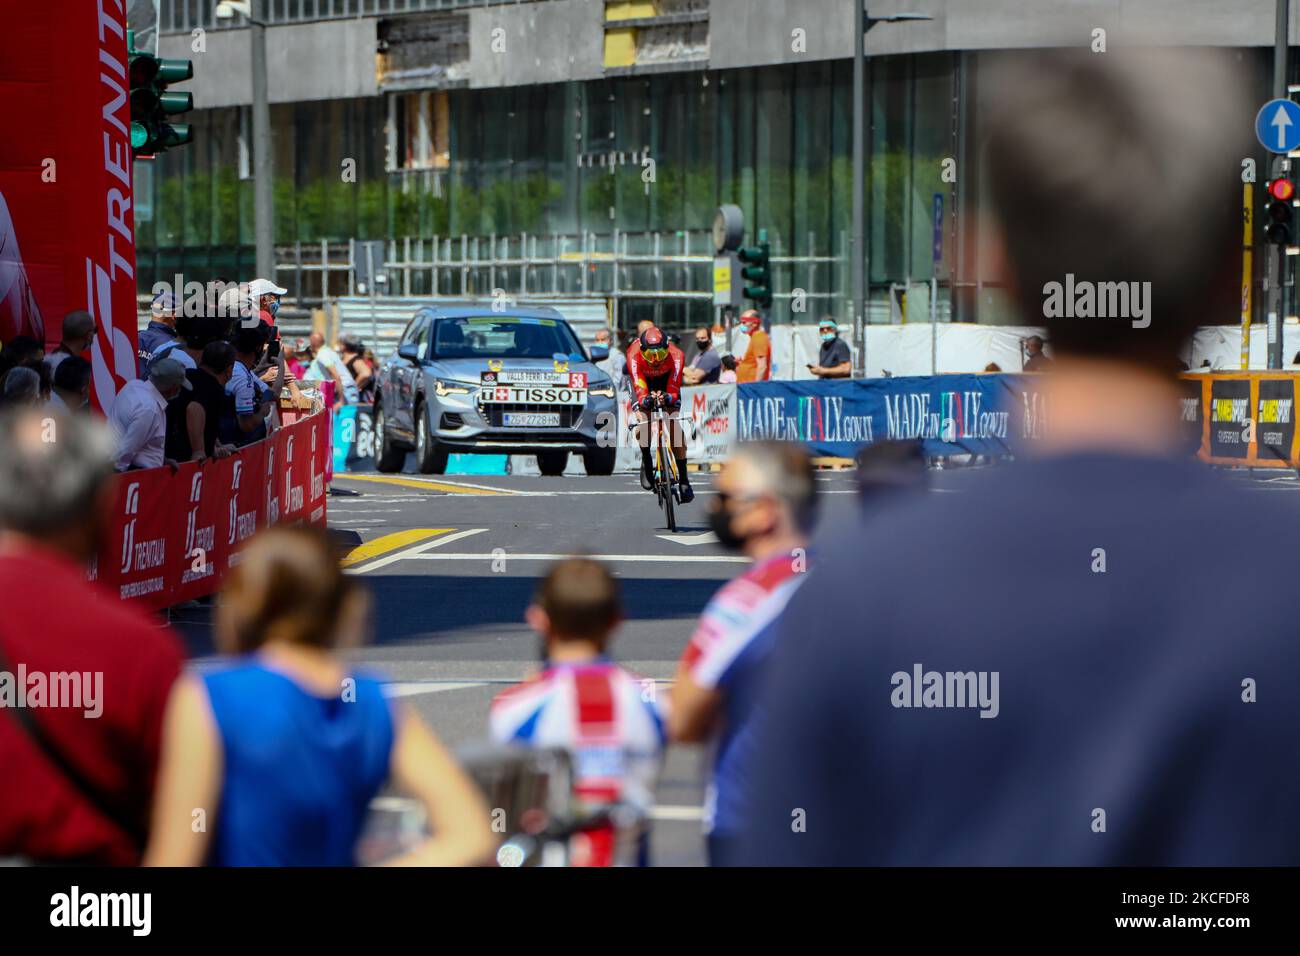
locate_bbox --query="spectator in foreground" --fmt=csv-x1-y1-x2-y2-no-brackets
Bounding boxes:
807,317,852,379
0,409,183,864
45,311,96,374
110,357,190,471
718,354,738,384
853,439,928,510
741,50,1300,866
667,442,816,866
47,355,91,414
146,526,495,867
489,558,665,867
734,309,771,382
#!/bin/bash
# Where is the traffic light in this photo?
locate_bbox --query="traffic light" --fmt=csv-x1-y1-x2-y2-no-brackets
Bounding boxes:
739,228,772,308
1265,176,1295,245
128,30,194,157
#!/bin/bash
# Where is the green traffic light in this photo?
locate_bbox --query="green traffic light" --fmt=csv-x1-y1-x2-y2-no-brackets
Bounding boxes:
159,91,193,114
130,122,151,150
157,59,194,84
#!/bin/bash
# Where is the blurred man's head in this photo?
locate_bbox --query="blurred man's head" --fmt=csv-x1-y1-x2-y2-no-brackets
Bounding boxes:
710,442,817,557
309,331,326,351
695,327,712,351
233,324,269,364
526,558,622,656
53,355,92,408
854,439,928,510
60,311,96,353
148,357,192,401
594,328,612,348
150,291,177,327
636,319,655,338
3,365,43,406
201,340,237,387
217,526,368,655
984,50,1247,368
0,408,117,559
1024,335,1045,356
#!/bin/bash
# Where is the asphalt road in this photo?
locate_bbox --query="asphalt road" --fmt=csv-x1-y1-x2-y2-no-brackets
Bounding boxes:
171,459,1300,866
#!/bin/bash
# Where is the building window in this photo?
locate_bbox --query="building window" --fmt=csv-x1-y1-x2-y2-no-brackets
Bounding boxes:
388,91,449,171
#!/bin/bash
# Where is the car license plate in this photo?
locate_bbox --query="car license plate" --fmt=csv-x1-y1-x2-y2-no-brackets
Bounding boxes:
483,385,586,405
503,412,561,427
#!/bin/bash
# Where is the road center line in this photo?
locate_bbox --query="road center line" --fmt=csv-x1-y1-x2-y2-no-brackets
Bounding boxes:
402,552,749,563
347,528,489,574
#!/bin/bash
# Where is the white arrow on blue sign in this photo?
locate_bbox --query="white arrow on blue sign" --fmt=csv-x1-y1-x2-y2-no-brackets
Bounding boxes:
1255,98,1300,154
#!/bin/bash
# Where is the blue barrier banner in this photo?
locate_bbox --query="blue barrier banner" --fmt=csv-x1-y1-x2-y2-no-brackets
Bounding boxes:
735,374,1047,457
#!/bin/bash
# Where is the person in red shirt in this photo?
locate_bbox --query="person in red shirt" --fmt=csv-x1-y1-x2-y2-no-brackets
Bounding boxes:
0,408,183,865
625,326,693,503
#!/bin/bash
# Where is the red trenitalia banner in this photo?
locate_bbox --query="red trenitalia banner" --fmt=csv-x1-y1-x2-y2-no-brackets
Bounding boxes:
0,0,140,410
93,412,331,611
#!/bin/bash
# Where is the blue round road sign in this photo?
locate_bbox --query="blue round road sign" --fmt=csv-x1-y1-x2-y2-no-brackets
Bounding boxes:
1256,98,1300,154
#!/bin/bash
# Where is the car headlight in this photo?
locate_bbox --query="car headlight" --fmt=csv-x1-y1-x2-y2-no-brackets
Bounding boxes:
435,379,472,396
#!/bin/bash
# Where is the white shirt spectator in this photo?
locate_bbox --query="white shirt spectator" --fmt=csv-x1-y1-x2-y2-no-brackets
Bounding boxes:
307,345,359,403
45,391,71,415
108,379,167,471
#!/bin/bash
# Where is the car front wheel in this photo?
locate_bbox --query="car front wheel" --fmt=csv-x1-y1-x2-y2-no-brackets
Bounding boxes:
372,403,406,473
414,402,449,475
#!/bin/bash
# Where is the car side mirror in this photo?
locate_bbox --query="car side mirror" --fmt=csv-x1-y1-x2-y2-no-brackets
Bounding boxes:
589,345,609,362
398,342,421,362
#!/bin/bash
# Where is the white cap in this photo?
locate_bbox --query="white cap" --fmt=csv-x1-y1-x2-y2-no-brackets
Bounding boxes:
217,286,253,318
248,277,287,298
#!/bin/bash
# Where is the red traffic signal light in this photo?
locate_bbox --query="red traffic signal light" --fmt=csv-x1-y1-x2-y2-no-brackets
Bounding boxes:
1268,178,1296,202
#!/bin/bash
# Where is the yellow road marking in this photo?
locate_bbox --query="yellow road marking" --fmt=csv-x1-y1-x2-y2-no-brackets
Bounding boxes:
341,528,453,567
334,474,510,495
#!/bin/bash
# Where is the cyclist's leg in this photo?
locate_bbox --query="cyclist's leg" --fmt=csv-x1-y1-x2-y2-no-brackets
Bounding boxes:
667,411,693,502
633,408,654,489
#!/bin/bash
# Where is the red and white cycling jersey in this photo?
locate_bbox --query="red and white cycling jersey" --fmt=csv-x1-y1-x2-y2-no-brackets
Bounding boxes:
489,659,666,866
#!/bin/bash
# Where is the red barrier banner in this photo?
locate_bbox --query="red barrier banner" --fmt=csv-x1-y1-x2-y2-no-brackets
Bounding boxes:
93,411,330,612
0,0,141,411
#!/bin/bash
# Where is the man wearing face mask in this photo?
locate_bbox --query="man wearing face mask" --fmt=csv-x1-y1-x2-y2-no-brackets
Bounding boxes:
665,441,817,866
807,317,852,379
247,278,286,325
682,327,721,386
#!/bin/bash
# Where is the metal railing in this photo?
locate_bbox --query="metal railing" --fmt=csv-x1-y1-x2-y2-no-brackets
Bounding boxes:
159,0,548,35
271,230,849,317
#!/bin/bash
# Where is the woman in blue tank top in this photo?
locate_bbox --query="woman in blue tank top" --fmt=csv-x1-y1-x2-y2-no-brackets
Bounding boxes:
144,526,495,867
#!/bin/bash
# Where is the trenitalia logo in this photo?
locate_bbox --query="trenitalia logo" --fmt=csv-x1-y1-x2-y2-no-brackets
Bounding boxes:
119,481,140,574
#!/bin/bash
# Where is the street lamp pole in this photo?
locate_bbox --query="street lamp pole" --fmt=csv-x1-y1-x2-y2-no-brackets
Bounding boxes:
851,7,932,378
852,1,866,377
250,0,273,283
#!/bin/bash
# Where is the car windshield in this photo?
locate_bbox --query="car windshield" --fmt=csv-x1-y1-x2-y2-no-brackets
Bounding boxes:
431,316,585,360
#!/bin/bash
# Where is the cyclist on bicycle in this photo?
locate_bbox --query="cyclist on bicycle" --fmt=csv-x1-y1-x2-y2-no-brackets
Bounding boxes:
625,326,693,503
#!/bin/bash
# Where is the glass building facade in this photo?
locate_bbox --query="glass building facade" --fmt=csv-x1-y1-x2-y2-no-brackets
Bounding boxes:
135,51,968,329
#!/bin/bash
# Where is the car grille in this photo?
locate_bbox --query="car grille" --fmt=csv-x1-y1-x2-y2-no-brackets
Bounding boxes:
481,403,581,428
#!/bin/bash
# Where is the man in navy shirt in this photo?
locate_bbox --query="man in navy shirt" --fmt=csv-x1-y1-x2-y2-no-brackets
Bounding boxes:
137,291,179,377
740,50,1300,866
